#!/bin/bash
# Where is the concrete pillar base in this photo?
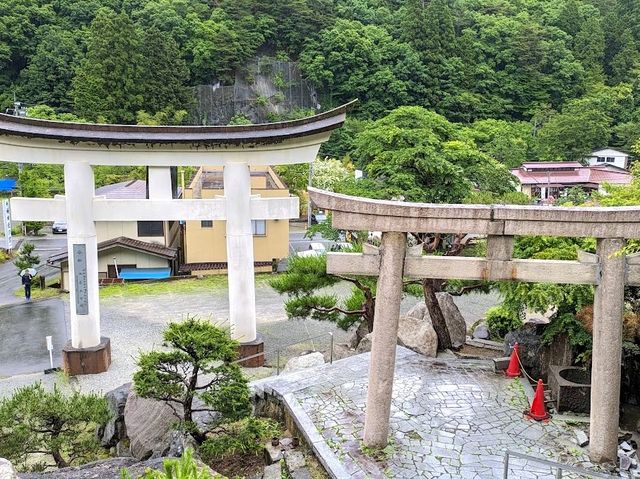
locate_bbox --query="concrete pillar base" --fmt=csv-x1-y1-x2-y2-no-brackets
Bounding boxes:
62,337,111,375
237,334,265,368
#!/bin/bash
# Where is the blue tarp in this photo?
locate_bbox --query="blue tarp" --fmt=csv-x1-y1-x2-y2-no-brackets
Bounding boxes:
118,267,171,280
0,178,17,192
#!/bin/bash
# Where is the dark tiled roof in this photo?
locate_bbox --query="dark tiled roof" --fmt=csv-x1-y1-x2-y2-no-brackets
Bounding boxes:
179,261,272,273
48,236,177,264
95,180,147,199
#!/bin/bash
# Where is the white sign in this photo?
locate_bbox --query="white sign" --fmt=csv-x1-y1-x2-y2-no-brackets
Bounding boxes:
46,335,54,369
1,199,11,250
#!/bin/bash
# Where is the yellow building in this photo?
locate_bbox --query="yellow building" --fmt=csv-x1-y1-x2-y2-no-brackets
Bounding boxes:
180,166,291,275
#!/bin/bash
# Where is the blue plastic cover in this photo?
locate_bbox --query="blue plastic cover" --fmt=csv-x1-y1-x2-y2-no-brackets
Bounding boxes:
0,178,17,192
118,267,171,280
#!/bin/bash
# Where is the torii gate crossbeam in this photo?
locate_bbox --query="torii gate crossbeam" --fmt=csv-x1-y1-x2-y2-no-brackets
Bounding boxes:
0,103,352,374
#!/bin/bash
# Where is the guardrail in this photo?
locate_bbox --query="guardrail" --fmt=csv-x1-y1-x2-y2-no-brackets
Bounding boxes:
233,331,335,375
503,451,619,479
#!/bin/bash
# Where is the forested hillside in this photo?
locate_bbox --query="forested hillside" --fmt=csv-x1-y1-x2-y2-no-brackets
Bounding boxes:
1,0,640,161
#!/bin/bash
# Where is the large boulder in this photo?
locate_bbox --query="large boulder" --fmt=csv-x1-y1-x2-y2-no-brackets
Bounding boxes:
406,293,467,348
98,383,131,447
504,323,572,381
124,391,180,460
355,333,372,353
0,458,17,479
397,316,438,357
283,352,325,373
348,321,370,349
18,457,218,479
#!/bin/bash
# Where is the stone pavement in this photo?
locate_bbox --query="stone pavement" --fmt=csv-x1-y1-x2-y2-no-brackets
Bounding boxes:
254,347,617,479
0,299,68,376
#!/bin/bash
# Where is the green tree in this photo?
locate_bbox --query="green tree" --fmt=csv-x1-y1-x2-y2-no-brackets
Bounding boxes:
14,241,39,271
19,27,82,110
353,106,518,349
300,20,427,117
139,27,192,116
71,8,143,123
270,253,378,334
0,383,110,470
133,317,251,444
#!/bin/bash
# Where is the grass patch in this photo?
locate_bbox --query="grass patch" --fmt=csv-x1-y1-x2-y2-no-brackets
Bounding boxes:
99,273,277,298
14,277,64,301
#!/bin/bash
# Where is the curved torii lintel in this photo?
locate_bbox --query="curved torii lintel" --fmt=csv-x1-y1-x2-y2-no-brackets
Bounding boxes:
308,187,640,238
0,101,356,166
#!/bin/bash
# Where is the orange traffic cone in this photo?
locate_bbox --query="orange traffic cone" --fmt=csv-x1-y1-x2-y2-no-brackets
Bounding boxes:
505,342,521,377
525,379,550,421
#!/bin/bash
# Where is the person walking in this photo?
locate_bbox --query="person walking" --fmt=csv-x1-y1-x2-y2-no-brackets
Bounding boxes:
22,272,32,301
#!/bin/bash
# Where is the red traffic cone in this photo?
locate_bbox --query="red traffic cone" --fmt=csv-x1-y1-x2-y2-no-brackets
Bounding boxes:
526,379,550,421
505,342,521,377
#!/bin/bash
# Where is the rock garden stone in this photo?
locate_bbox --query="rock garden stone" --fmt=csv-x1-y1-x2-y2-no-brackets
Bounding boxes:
0,458,17,479
348,321,370,349
575,430,589,447
472,323,490,340
406,293,467,348
284,450,306,471
124,391,180,460
397,316,438,358
291,468,312,479
166,431,198,458
283,352,325,373
18,457,218,479
355,333,372,353
264,441,283,464
263,462,282,479
98,382,131,447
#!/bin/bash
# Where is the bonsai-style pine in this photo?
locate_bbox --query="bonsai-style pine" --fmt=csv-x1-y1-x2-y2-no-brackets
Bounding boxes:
0,383,111,470
133,317,251,444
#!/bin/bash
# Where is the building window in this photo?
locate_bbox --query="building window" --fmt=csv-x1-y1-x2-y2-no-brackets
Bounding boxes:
606,157,615,163
137,221,164,237
597,156,606,162
201,220,213,228
252,220,266,236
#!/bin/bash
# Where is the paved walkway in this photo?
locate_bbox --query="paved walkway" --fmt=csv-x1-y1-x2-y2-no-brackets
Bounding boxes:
0,299,68,377
255,348,616,479
0,285,498,396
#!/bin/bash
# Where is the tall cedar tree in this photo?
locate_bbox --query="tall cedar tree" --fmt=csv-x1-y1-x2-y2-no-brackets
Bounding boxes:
71,8,143,123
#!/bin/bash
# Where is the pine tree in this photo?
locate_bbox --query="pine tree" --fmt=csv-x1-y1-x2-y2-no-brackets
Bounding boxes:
14,242,39,272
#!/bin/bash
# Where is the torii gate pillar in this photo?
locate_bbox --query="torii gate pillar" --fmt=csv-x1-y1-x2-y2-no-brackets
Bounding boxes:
61,161,111,374
224,162,263,363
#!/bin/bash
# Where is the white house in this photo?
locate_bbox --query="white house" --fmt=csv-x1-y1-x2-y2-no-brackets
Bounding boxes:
585,148,631,171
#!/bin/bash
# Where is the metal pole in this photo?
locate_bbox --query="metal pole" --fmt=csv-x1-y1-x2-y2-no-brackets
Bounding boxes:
555,468,563,479
503,451,509,479
329,332,334,364
276,349,280,376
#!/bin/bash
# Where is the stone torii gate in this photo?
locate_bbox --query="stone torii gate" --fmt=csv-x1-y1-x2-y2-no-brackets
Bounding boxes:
0,104,351,374
309,187,640,464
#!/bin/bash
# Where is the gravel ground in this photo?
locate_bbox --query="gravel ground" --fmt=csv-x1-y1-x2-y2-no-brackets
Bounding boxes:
0,282,499,398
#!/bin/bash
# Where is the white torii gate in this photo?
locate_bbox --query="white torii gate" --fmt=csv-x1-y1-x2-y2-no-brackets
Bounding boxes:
0,104,351,374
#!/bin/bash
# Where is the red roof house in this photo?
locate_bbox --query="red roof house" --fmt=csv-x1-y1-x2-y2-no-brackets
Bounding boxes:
511,162,632,201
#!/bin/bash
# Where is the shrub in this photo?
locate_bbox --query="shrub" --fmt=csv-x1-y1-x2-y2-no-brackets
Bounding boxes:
0,383,111,470
485,305,523,339
133,317,251,444
200,417,280,461
120,449,221,479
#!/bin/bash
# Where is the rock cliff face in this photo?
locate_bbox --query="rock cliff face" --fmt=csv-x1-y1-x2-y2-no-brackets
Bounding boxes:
192,56,320,125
